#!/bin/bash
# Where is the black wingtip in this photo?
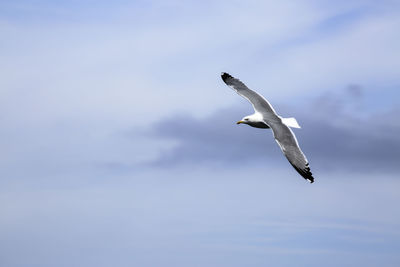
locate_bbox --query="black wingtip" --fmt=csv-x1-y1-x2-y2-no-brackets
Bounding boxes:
221,72,232,82
290,162,315,184
305,172,314,183
303,169,314,184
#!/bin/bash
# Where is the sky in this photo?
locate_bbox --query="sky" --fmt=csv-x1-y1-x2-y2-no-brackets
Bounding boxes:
1,0,400,266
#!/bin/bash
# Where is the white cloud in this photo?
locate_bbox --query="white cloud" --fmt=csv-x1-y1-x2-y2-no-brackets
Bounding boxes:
257,12,400,95
1,0,376,124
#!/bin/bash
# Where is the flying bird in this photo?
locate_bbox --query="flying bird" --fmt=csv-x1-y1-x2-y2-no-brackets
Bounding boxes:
221,72,314,183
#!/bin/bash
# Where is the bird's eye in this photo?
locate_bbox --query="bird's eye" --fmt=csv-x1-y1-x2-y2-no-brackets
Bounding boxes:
245,118,249,120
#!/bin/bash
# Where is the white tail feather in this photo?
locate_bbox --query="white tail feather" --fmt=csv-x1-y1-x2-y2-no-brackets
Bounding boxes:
282,117,301,128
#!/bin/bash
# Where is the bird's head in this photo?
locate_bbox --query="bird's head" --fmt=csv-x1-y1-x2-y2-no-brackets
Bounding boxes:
237,116,251,125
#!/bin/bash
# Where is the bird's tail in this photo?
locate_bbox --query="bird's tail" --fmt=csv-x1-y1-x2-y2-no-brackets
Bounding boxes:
282,117,301,128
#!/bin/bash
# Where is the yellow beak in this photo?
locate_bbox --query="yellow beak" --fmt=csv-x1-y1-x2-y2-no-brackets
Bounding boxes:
236,120,244,124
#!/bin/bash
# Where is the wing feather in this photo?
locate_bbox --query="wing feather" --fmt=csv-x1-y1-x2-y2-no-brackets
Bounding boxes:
221,73,277,118
271,122,314,183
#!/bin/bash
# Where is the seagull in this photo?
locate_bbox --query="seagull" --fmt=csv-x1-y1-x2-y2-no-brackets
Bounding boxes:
221,72,314,183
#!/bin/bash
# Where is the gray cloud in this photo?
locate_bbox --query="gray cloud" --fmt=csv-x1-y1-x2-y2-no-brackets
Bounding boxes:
148,88,400,174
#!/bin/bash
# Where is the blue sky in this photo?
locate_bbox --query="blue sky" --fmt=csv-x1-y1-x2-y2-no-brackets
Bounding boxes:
1,1,400,266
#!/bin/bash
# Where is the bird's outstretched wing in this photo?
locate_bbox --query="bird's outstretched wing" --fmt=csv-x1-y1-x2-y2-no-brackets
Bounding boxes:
271,122,314,183
221,72,278,118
